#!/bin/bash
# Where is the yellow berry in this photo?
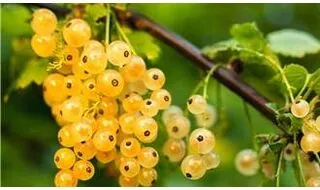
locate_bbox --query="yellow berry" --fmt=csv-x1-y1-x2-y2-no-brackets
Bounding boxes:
72,160,95,181
143,68,165,90
120,55,146,82
63,19,91,47
134,116,158,143
54,170,78,187
80,47,107,74
137,147,159,169
107,40,132,67
188,128,215,154
96,69,125,97
70,119,94,143
120,157,141,178
128,80,148,96
202,151,220,170
96,148,117,164
59,97,85,123
300,132,320,153
181,155,206,180
235,149,260,176
63,75,82,96
92,128,116,152
119,175,139,187
72,62,92,80
97,98,119,117
83,40,105,52
31,34,56,57
119,112,140,135
195,104,217,128
82,78,100,101
151,89,171,110
162,138,186,163
122,92,144,113
31,8,57,35
97,116,119,134
291,99,310,118
140,99,159,117
73,140,97,160
54,148,76,170
187,95,207,114
120,137,141,158
43,74,68,105
58,125,75,147
137,168,157,187
161,105,183,125
166,115,190,139
63,46,79,66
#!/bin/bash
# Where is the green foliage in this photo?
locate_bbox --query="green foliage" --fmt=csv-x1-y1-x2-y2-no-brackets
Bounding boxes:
309,68,320,95
283,64,308,94
276,113,302,134
201,39,238,63
83,4,108,40
267,29,320,58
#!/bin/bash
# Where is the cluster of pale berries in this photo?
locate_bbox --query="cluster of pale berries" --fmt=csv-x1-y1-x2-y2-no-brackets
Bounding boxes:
31,8,171,187
162,95,220,180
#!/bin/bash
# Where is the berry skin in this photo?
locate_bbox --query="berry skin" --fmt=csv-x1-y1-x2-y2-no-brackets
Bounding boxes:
283,143,296,161
80,47,107,74
119,175,139,187
54,169,78,187
120,55,146,82
137,168,158,187
137,147,159,169
235,149,260,176
166,115,190,139
97,98,119,117
143,68,165,90
64,75,82,96
300,132,320,153
52,104,69,126
306,176,320,187
107,40,132,67
82,78,99,101
120,157,141,178
72,62,92,80
151,89,171,110
195,104,217,128
116,131,132,147
162,138,186,163
31,34,56,57
188,128,215,154
119,112,140,134
134,116,158,143
202,151,220,170
120,137,141,158
73,140,97,160
96,69,125,97
83,40,105,52
181,155,206,180
54,148,76,170
161,105,183,125
128,80,148,96
59,96,85,123
70,119,94,143
58,125,75,147
122,92,144,113
187,95,207,115
72,160,95,181
63,19,91,47
43,74,68,105
291,99,310,118
92,128,116,152
96,148,117,164
140,99,159,117
96,117,119,134
63,46,79,66
31,8,57,35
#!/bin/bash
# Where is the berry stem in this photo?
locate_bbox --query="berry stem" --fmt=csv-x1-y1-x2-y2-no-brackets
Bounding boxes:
202,64,222,100
242,101,257,151
276,149,284,187
105,3,111,48
296,74,310,99
303,74,320,100
294,133,306,186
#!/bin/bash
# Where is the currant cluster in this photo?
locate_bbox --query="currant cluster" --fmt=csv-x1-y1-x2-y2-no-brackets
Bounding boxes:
162,94,220,180
31,8,170,187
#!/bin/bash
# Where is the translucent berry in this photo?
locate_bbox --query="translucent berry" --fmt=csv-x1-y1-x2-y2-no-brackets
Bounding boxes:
120,137,141,158
128,80,148,95
58,125,75,147
43,74,67,105
70,119,94,143
63,19,91,47
138,168,157,187
166,115,190,139
72,160,95,181
291,99,310,118
120,55,146,82
202,151,220,170
119,112,140,134
161,105,183,125
96,148,117,164
63,75,82,96
63,46,79,66
283,143,296,161
140,99,159,117
73,140,97,160
83,40,105,52
181,155,206,180
235,149,260,176
151,89,171,110
82,78,99,101
122,92,144,113
96,69,124,97
120,157,141,178
300,132,320,153
307,176,320,187
54,148,76,170
31,34,56,57
137,147,159,169
80,47,107,74
107,40,132,66
97,117,119,134
162,138,186,163
31,8,57,35
189,128,215,154
92,128,116,152
134,116,158,143
54,170,78,187
195,104,217,128
72,62,92,80
97,98,119,117
143,68,165,90
57,64,73,75
59,97,85,123
261,161,275,180
119,175,139,187
52,105,69,126
116,131,132,147
187,95,207,115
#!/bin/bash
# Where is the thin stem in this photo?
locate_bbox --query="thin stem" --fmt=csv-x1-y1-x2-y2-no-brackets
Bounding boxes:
276,149,284,187
105,3,111,48
202,64,222,99
242,101,257,150
216,83,222,114
294,133,306,186
303,74,320,99
296,74,310,99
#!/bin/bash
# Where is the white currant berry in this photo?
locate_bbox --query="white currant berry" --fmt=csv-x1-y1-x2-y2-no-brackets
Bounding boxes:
202,151,220,170
161,105,183,125
290,99,310,118
300,132,320,153
187,95,207,115
283,143,296,161
180,154,206,180
188,128,215,154
235,149,260,176
195,104,217,128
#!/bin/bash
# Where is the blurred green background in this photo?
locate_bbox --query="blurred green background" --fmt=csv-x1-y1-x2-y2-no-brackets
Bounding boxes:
1,3,320,187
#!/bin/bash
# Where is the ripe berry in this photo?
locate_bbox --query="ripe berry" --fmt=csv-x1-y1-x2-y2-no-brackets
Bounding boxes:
235,149,260,176
300,132,320,153
96,69,124,97
119,175,139,187
151,89,171,110
202,151,220,170
92,128,116,152
63,75,82,96
134,116,158,143
70,119,94,143
137,147,159,169
291,99,310,118
31,8,57,35
116,131,132,147
96,148,117,164
31,34,56,57
166,115,190,139
72,62,92,80
306,176,320,187
181,155,206,180
119,112,140,134
107,40,132,67
128,80,148,96
82,78,99,101
137,168,158,187
83,40,105,52
120,137,141,158
54,148,76,170
140,99,159,117
96,117,119,134
52,105,68,126
97,98,119,117
54,170,78,187
188,128,215,154
120,55,146,82
143,68,165,90
43,74,68,105
283,143,296,161
63,46,79,66
59,96,85,123
187,95,207,115
122,92,144,113
120,157,141,178
73,140,97,160
195,104,217,128
162,138,186,163
58,125,75,147
80,47,107,74
72,160,95,181
63,19,91,47
161,105,183,125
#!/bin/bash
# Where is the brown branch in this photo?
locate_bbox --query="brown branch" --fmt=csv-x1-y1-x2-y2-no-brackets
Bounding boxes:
25,4,284,132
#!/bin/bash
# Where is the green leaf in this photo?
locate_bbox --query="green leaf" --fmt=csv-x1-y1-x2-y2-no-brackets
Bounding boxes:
201,39,239,62
267,29,320,58
127,31,161,63
284,64,308,94
230,22,266,51
276,113,302,134
309,68,320,95
16,59,48,89
83,4,108,40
